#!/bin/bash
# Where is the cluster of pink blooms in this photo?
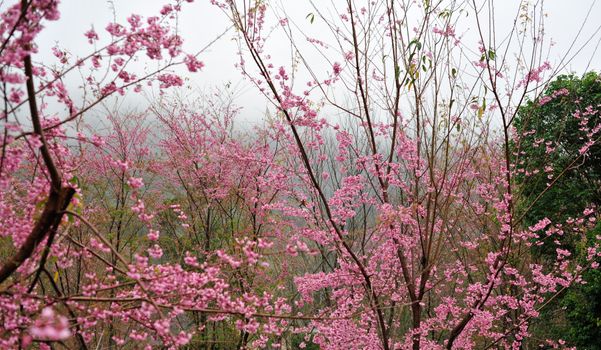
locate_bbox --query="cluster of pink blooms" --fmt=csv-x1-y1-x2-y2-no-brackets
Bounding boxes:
433,25,460,45
213,3,601,349
538,87,570,106
518,61,552,87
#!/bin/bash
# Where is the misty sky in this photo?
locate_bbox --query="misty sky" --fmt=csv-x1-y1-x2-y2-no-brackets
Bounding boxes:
32,0,601,126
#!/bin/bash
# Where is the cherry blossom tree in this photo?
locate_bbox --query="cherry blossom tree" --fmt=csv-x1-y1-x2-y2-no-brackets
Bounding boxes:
215,0,601,348
0,0,600,349
0,1,287,348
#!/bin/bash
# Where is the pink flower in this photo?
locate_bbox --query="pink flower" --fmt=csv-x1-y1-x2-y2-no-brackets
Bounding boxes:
84,28,99,43
148,244,163,259
184,54,204,72
433,25,455,37
160,4,173,15
100,82,118,96
175,331,192,346
128,177,144,189
147,229,160,241
538,96,552,106
29,308,71,341
519,61,551,87
333,62,342,75
157,73,183,88
105,22,126,37
184,252,199,266
113,160,129,171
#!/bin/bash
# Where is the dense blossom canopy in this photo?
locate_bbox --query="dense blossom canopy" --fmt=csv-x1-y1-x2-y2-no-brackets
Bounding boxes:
0,0,599,349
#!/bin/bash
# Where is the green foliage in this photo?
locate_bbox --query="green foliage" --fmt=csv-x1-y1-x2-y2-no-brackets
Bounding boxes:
515,72,601,223
290,333,320,350
561,225,601,349
514,72,601,347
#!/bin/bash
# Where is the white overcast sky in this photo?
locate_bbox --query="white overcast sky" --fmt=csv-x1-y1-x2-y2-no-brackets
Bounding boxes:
32,0,601,126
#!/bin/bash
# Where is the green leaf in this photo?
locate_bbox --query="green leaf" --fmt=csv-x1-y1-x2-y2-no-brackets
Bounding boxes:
409,39,422,51
477,98,486,118
439,10,451,18
306,13,315,24
69,175,80,187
